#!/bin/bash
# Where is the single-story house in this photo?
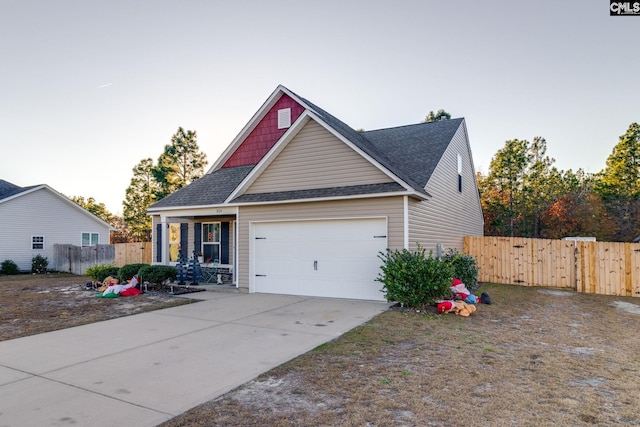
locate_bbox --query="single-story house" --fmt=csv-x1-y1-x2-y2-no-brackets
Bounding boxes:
147,85,484,301
0,180,115,272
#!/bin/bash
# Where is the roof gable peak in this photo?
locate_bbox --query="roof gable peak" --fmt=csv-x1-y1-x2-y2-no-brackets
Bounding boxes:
207,85,309,172
204,85,464,201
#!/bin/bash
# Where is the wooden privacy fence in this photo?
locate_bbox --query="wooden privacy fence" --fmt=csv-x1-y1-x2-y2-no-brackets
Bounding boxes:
52,242,152,275
113,242,152,267
464,236,640,298
52,244,115,276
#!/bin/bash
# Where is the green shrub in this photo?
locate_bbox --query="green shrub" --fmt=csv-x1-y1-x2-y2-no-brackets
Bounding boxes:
118,263,148,282
138,265,177,286
377,246,454,307
1,260,19,275
442,249,479,288
31,255,48,274
85,263,120,282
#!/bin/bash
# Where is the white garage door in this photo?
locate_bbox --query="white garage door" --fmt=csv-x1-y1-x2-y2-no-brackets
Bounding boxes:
252,218,387,301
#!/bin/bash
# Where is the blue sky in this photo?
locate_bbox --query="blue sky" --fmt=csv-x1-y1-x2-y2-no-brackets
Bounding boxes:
1,0,638,214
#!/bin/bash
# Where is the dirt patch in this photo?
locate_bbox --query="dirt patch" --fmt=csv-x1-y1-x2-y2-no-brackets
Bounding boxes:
0,273,195,341
161,284,640,427
612,301,640,315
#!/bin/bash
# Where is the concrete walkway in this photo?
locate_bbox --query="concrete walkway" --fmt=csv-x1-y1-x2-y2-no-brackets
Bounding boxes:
0,292,389,426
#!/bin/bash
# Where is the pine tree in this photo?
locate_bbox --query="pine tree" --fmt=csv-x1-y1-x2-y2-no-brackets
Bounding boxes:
595,122,640,241
522,137,562,237
70,196,114,224
123,158,157,241
424,109,451,122
479,139,531,236
152,127,208,199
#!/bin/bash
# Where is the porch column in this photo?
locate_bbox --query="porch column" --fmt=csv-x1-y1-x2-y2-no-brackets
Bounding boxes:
161,218,169,265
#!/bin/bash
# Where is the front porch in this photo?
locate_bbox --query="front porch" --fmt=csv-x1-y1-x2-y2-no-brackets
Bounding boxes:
151,208,238,287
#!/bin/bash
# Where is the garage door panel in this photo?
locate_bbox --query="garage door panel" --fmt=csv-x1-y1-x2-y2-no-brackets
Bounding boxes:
253,218,386,301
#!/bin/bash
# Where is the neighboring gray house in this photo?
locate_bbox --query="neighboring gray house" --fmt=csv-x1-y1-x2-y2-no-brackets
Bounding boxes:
147,85,484,301
0,180,114,272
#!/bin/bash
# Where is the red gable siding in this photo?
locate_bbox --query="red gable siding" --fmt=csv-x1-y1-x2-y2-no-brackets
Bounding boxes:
222,94,305,168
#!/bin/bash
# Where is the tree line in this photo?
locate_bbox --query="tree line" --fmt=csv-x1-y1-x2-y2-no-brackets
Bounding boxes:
71,118,640,244
478,122,640,242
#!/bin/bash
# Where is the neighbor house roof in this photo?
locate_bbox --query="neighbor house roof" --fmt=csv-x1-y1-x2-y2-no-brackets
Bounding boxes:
0,179,115,230
0,179,36,201
148,86,465,211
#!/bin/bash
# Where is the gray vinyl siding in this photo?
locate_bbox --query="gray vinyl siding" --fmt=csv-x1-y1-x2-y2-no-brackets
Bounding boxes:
0,188,112,271
236,196,404,291
408,123,484,253
245,120,393,194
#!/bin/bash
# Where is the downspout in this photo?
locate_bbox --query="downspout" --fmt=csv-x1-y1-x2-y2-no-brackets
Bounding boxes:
234,207,239,286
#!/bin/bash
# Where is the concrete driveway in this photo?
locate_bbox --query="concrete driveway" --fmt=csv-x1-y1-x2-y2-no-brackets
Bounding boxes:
0,292,389,426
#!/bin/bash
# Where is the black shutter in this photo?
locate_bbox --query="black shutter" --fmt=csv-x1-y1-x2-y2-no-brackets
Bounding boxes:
156,224,162,262
194,223,202,254
180,223,189,259
221,222,230,264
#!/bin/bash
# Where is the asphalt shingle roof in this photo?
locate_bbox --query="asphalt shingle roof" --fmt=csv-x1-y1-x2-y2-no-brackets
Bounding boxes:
232,182,405,203
148,165,254,209
148,87,465,209
363,118,464,188
0,180,35,201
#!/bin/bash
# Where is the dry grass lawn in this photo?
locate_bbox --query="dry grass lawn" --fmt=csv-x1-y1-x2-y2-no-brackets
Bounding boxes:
2,274,640,426
161,283,640,427
0,273,194,341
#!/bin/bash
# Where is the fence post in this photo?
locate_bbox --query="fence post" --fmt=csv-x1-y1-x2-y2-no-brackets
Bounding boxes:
573,240,580,292
625,243,632,297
